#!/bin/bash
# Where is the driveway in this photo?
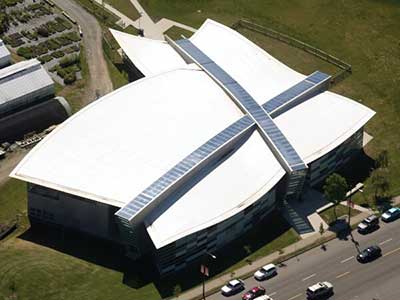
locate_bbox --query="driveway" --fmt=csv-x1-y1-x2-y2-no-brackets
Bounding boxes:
52,0,113,104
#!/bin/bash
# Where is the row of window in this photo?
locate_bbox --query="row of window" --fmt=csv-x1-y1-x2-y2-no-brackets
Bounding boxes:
29,207,55,221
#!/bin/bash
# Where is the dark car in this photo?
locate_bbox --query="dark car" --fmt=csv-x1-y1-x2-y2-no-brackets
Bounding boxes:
381,207,400,222
357,245,382,263
242,286,266,300
357,215,379,234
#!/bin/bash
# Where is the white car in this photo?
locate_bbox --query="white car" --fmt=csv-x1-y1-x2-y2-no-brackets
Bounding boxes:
220,279,245,296
254,264,277,281
254,295,274,300
306,281,333,299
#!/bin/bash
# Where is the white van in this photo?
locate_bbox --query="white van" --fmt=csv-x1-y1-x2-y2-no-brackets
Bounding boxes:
254,264,277,281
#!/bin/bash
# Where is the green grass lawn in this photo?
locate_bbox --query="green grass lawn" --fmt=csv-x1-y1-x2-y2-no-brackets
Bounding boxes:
105,0,140,21
104,53,129,89
124,24,140,35
164,26,193,40
139,0,400,201
319,204,360,225
0,178,298,299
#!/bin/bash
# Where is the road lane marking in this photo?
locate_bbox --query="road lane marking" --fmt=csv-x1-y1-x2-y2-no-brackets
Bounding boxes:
383,246,400,257
302,273,316,281
287,293,302,300
379,238,393,245
336,271,351,279
269,292,277,296
340,256,354,263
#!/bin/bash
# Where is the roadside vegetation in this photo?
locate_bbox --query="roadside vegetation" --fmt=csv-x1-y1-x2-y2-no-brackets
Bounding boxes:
319,205,360,226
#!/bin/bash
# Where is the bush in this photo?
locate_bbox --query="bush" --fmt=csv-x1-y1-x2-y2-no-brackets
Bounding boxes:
55,16,72,30
56,36,71,46
17,47,33,59
51,50,65,58
64,72,76,84
45,38,61,51
38,55,53,64
37,26,49,37
63,31,81,42
59,54,79,68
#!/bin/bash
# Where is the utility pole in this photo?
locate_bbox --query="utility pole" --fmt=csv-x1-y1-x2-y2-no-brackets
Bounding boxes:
201,252,216,300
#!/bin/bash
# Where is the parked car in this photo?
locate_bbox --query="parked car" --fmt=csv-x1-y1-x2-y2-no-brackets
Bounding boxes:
357,214,379,233
242,286,266,300
221,279,245,296
357,245,382,263
381,207,400,222
254,295,274,300
254,264,277,281
306,281,333,299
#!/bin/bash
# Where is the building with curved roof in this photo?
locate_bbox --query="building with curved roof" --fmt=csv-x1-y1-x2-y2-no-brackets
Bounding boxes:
11,19,374,275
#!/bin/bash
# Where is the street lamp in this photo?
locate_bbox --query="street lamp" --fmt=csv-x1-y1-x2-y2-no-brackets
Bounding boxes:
201,252,216,300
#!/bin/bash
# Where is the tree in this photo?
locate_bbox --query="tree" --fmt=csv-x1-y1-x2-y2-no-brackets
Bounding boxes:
375,149,389,169
370,168,390,202
323,173,348,221
319,222,325,237
172,284,182,298
319,222,326,250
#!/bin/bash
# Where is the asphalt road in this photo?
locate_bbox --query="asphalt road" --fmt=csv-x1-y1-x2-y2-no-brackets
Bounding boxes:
53,0,113,104
209,218,400,300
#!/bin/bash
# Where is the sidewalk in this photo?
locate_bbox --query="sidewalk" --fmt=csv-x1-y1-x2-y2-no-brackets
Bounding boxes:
178,211,370,300
93,0,196,40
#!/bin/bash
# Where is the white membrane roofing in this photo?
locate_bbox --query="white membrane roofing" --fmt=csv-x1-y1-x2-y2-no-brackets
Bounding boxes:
11,67,244,208
189,20,307,105
146,131,285,248
110,29,187,77
11,19,375,249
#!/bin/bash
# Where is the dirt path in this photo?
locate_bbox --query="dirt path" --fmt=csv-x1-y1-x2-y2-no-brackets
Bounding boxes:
53,0,113,104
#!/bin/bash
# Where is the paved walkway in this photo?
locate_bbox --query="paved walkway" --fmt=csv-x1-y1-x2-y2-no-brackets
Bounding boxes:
92,0,196,40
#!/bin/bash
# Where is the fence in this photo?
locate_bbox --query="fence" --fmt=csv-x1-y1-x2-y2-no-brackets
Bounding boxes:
232,19,352,86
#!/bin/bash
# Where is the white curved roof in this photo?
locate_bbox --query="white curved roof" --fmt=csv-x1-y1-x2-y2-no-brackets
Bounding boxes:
11,67,244,207
11,19,375,249
110,29,186,77
189,20,306,105
146,130,285,248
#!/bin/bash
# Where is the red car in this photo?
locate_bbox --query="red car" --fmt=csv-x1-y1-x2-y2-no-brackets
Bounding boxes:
242,286,266,300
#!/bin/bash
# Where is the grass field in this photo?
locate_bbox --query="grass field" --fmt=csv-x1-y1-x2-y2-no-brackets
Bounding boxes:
319,204,360,225
0,178,298,299
140,0,400,200
105,0,140,21
164,26,193,40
